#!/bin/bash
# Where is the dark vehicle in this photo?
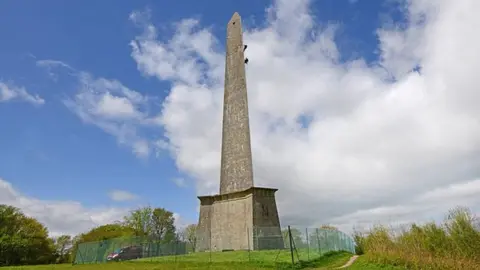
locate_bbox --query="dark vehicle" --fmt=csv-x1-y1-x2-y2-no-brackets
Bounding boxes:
106,245,143,261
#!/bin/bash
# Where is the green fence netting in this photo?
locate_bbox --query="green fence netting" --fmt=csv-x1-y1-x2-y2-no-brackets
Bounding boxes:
73,236,187,264
73,227,355,265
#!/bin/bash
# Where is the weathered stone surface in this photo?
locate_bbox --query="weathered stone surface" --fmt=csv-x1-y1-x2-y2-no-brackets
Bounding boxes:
252,188,283,250
220,12,254,195
196,187,282,251
196,12,283,252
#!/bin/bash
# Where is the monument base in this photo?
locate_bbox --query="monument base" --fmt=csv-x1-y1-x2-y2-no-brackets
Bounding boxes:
196,187,284,252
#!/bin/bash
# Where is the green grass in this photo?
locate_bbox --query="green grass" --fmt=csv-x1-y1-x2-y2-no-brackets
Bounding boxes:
0,252,410,269
134,248,345,267
140,249,312,262
1,250,359,270
301,251,352,269
345,256,406,270
0,262,271,270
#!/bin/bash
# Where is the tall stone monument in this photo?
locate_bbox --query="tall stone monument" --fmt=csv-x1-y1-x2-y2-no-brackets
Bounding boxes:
196,12,283,252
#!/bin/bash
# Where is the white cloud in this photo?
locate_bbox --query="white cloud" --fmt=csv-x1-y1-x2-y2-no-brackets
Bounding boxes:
36,59,73,70
35,60,155,157
0,82,45,105
125,0,480,230
59,71,155,158
0,178,186,236
108,190,138,202
36,59,75,81
0,178,128,237
330,178,480,232
95,93,140,120
173,212,187,230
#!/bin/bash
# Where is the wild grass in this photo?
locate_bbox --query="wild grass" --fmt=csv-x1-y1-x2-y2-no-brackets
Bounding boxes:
354,206,480,270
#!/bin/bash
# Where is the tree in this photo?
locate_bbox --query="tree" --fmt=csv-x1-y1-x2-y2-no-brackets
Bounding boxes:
0,204,55,266
122,206,177,242
75,224,135,243
53,235,72,263
151,208,176,242
181,224,197,251
123,206,154,236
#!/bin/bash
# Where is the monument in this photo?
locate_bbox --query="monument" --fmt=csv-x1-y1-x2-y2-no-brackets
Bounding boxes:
196,12,283,252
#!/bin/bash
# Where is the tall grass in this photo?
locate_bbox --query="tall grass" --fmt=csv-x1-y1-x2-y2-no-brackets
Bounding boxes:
354,206,480,269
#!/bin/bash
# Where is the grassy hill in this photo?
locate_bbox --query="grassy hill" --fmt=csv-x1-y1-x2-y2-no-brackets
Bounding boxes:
0,251,414,270
0,251,356,270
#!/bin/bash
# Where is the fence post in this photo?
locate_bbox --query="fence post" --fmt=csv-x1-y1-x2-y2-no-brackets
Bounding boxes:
316,228,320,255
150,238,153,262
324,230,328,252
77,243,86,265
305,228,310,260
174,239,178,263
247,227,251,262
209,230,212,264
287,226,295,268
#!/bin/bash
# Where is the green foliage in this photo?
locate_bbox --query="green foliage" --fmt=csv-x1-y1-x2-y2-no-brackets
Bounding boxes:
180,224,197,252
0,204,55,266
123,206,154,236
76,224,135,243
0,205,183,267
53,235,73,263
352,231,365,255
354,206,480,269
123,207,177,242
151,207,177,242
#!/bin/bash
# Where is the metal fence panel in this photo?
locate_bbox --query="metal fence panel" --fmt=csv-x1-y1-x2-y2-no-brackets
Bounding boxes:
73,226,355,266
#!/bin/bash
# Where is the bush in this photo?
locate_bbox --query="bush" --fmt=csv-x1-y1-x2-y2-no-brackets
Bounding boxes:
354,206,480,269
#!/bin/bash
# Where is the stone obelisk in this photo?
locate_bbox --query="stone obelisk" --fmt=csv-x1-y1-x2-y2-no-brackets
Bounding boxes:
196,12,283,252
219,12,254,195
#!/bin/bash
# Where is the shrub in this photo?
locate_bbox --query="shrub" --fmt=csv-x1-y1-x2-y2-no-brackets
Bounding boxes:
354,206,480,269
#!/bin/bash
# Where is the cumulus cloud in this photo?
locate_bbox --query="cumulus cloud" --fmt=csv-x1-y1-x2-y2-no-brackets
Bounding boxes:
59,71,156,158
0,81,45,105
108,190,138,202
0,178,128,237
125,0,480,230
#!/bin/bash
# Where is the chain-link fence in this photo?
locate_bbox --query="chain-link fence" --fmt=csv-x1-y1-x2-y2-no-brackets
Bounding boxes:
73,226,355,267
73,236,187,264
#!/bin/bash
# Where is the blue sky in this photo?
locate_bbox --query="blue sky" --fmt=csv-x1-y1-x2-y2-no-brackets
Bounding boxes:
0,0,390,224
2,0,479,236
